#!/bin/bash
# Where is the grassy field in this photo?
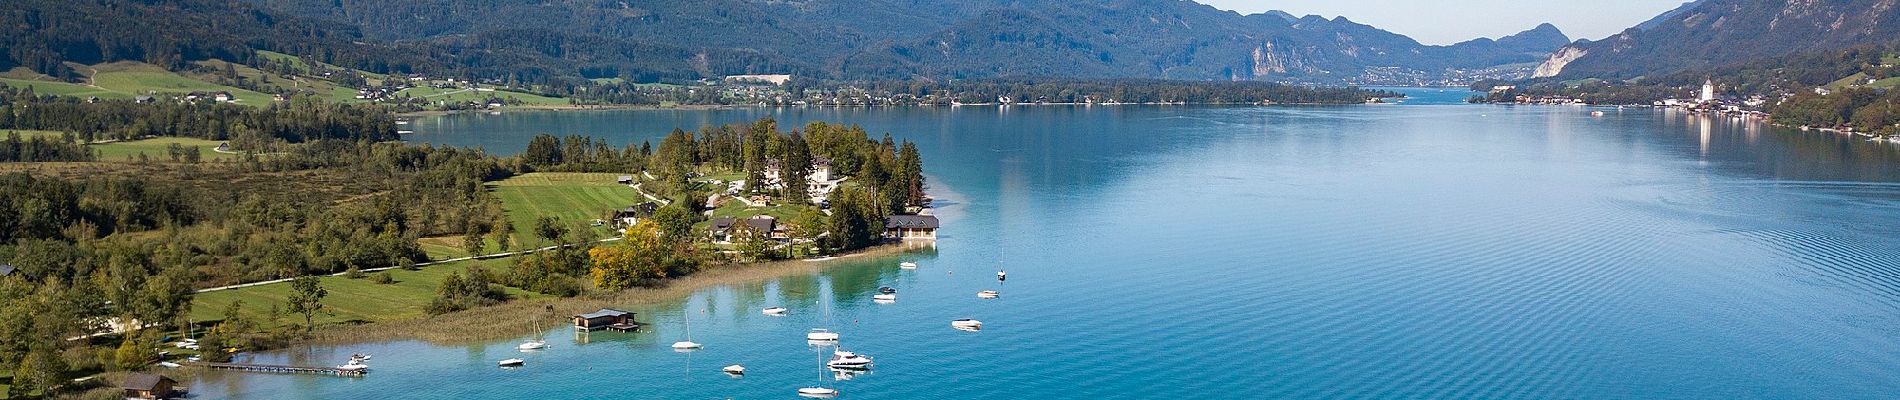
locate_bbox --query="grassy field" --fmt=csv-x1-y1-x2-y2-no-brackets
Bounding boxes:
4,129,71,139
90,63,274,105
397,86,570,107
91,137,237,161
0,77,127,99
189,258,537,328
490,173,642,248
191,59,361,103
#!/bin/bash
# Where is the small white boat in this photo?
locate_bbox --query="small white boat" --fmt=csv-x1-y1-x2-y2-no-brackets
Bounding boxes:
671,341,702,350
899,261,918,269
997,270,1006,281
951,319,983,331
157,362,182,368
1590,110,1605,116
497,358,524,367
723,364,746,375
977,290,999,299
517,340,546,350
807,328,840,341
872,293,896,302
762,307,788,315
798,387,839,398
336,361,370,372
351,353,372,361
826,350,874,369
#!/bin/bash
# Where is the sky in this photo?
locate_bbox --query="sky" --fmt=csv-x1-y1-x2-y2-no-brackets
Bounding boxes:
1196,0,1689,45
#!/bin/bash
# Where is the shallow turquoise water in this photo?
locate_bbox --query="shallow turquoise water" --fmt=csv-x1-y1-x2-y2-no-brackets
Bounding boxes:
192,90,1900,399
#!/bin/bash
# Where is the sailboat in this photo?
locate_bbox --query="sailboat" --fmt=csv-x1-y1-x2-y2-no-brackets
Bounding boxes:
519,314,549,350
671,310,702,350
806,299,840,341
798,348,840,398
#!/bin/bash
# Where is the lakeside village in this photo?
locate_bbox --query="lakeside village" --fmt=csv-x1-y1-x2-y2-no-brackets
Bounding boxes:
1485,78,1900,143
1488,79,1771,117
606,156,940,244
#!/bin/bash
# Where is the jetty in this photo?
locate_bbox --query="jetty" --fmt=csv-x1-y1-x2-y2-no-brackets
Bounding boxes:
185,362,366,377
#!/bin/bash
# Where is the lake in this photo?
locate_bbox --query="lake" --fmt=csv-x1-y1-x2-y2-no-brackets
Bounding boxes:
192,89,1900,398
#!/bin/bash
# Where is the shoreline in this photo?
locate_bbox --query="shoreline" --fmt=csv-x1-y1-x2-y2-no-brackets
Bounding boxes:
305,242,934,346
394,100,1401,117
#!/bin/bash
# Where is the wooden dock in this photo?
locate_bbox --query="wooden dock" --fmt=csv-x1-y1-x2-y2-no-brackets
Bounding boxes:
604,322,642,332
186,362,366,377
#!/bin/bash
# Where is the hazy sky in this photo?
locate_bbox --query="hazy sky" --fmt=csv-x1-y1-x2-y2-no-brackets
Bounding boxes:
1196,0,1689,45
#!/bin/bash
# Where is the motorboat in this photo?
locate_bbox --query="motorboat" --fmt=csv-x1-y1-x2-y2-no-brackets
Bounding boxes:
1590,110,1606,116
977,290,999,299
497,358,524,367
762,307,788,315
517,340,546,350
878,287,896,294
872,293,896,302
157,362,182,368
350,353,372,361
336,359,370,372
826,350,874,370
806,328,840,341
951,319,983,331
671,341,702,350
797,387,839,398
723,364,746,375
899,261,918,269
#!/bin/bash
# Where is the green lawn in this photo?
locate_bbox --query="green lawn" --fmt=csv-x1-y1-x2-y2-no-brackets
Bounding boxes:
189,258,536,328
91,137,238,161
490,173,642,248
91,70,273,105
0,77,126,99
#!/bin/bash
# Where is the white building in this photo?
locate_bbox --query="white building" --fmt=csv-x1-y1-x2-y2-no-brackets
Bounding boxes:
1699,79,1716,103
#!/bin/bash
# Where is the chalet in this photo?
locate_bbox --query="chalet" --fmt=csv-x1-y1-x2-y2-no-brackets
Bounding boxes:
709,216,786,241
884,215,939,240
212,92,233,103
709,216,738,241
121,373,177,399
607,202,658,228
572,309,636,331
616,175,635,185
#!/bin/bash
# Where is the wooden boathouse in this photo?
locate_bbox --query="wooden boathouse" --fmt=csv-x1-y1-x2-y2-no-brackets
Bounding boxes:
573,308,638,331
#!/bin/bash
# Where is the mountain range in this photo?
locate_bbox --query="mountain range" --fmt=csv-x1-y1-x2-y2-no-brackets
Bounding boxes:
1537,0,1900,79
2,0,1571,85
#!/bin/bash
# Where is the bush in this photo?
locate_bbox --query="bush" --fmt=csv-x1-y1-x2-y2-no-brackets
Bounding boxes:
371,271,395,284
344,267,364,279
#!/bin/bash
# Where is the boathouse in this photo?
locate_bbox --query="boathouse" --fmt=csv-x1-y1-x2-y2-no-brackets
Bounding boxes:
573,309,636,331
121,373,177,399
884,215,939,240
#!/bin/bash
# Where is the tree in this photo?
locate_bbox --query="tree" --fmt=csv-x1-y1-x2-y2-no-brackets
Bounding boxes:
114,331,157,370
521,134,563,166
533,216,566,244
650,203,697,241
733,224,776,262
789,206,829,256
589,222,667,289
286,276,327,332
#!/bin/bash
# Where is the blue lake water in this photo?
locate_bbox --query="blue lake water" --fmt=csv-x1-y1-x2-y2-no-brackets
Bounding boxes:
191,89,1900,398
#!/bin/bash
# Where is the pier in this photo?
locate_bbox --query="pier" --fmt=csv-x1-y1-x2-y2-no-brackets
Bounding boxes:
186,362,366,377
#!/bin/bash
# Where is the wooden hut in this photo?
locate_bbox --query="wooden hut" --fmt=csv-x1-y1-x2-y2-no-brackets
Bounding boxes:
121,373,177,399
573,309,636,331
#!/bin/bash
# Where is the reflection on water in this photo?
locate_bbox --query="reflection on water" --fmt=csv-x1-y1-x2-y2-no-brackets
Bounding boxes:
196,100,1900,399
